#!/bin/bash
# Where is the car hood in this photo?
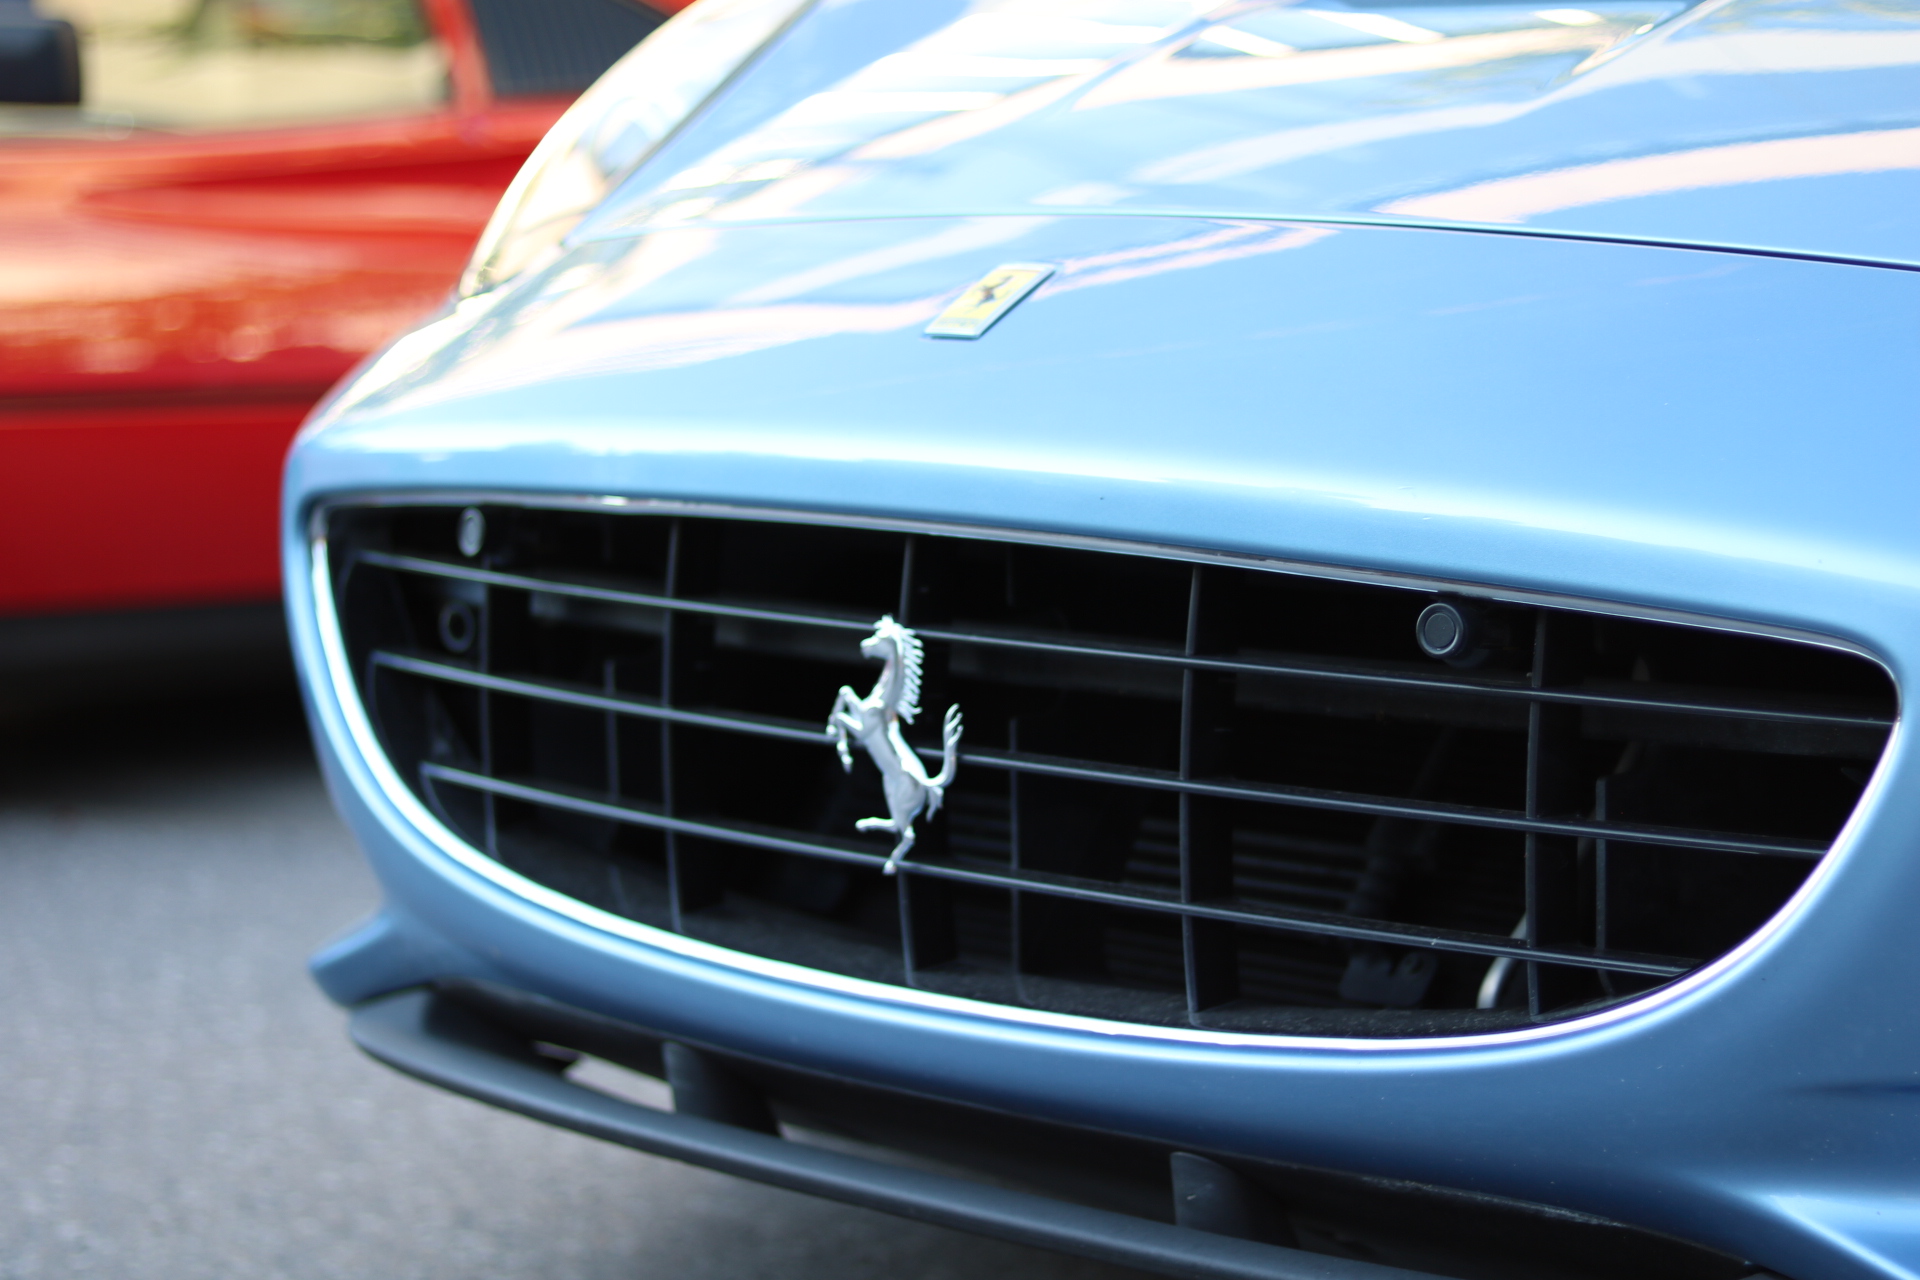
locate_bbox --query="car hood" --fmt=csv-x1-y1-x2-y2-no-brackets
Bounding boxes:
296,212,1920,666
582,0,1920,268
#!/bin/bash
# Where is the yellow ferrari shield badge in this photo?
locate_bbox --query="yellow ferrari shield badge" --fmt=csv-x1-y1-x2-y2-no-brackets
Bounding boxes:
925,262,1055,339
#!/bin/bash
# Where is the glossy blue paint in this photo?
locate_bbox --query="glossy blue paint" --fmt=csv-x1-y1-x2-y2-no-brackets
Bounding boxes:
285,1,1920,1272
290,209,1920,1278
307,214,1920,651
576,0,1920,268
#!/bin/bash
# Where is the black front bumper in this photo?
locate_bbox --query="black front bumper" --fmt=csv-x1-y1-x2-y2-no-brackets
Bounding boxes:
349,987,1767,1280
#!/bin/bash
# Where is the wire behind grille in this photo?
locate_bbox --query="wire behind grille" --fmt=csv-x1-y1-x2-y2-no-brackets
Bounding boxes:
326,502,1895,1037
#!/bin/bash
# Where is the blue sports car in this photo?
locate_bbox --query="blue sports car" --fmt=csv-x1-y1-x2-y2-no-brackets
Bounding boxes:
285,1,1920,1276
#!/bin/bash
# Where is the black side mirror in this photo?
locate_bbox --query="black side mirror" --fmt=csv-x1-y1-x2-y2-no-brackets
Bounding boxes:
0,9,82,105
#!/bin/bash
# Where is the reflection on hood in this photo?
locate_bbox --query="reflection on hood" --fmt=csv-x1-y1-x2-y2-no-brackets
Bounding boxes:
588,0,1920,266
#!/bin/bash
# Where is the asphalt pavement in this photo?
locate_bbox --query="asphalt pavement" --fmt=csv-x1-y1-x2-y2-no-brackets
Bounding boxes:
0,678,1144,1280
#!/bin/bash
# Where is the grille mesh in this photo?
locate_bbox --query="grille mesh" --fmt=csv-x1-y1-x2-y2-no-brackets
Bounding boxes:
326,502,1894,1036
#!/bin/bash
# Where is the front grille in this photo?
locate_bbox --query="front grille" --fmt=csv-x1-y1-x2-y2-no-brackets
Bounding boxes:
325,501,1895,1037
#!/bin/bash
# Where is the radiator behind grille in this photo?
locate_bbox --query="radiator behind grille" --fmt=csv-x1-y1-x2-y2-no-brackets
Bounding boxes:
325,501,1894,1037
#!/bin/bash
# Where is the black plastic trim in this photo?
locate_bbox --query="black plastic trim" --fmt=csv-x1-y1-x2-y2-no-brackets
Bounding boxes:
350,988,1457,1280
355,552,1889,730
385,653,1825,862
416,763,1693,977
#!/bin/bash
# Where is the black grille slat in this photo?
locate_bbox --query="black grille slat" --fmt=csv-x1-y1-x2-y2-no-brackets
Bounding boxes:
354,551,1891,734
365,652,1829,861
374,651,826,741
1180,565,1239,1014
417,762,1694,978
1525,611,1590,1017
334,503,1895,1036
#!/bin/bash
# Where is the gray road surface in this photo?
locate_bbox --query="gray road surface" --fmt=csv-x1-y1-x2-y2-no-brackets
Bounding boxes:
0,685,1143,1280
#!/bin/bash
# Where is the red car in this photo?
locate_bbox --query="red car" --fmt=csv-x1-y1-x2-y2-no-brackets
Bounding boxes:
0,0,680,692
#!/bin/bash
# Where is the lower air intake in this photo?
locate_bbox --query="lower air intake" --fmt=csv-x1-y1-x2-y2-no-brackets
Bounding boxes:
324,501,1894,1037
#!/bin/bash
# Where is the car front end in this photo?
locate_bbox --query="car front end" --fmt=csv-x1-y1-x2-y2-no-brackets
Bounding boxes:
284,2,1920,1276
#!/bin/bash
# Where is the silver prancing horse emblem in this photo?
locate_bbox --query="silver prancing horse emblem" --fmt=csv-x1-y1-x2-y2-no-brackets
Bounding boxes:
826,616,962,875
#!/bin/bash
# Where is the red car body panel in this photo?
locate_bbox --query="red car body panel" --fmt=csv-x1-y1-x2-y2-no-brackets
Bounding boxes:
0,106,554,615
0,0,685,617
